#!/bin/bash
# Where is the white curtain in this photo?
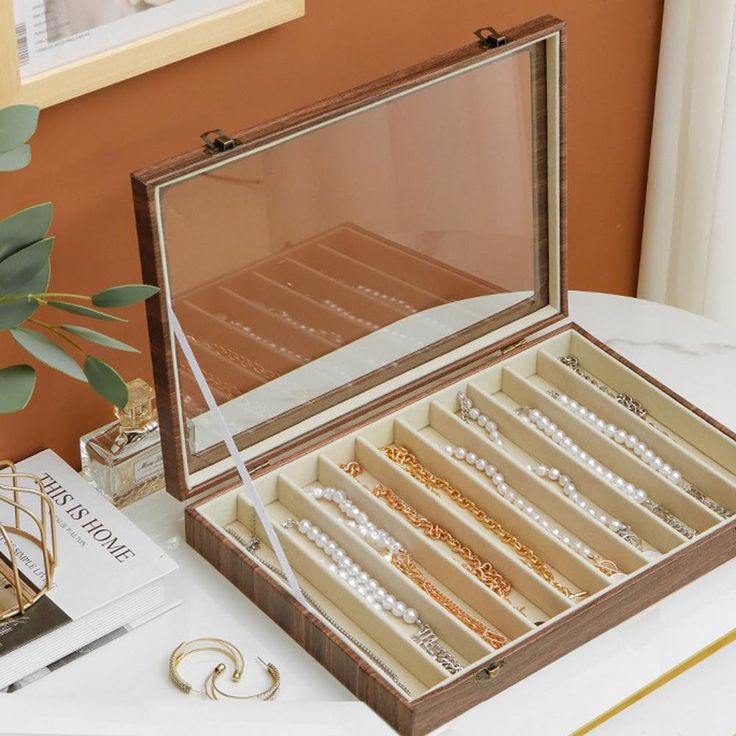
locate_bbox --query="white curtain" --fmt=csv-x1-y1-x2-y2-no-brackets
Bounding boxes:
638,0,736,328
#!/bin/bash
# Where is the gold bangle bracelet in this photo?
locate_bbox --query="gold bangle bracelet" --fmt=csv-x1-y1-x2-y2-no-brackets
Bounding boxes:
205,657,281,701
169,638,244,696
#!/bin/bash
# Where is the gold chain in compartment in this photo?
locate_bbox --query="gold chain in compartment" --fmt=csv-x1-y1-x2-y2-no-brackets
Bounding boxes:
369,482,512,597
178,359,241,400
185,333,278,382
380,446,583,600
390,549,507,649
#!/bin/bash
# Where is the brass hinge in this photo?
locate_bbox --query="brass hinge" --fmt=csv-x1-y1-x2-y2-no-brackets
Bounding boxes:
249,460,271,475
475,659,505,682
201,128,240,154
501,338,527,355
474,27,508,49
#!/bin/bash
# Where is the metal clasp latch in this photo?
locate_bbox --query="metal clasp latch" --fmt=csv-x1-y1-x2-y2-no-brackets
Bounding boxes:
475,660,505,682
474,27,508,49
200,128,239,153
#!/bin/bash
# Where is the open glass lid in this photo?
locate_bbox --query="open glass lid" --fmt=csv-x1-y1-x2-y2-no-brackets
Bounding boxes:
132,17,566,499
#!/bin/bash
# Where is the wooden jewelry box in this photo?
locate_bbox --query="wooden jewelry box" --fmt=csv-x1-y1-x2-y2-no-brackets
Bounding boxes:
132,16,736,735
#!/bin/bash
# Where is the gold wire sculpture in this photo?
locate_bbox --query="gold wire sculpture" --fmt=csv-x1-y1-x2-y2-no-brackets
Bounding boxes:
0,460,58,621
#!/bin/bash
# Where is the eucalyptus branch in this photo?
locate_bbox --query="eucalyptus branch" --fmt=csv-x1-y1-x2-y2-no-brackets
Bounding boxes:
0,104,158,413
28,318,87,356
0,292,93,305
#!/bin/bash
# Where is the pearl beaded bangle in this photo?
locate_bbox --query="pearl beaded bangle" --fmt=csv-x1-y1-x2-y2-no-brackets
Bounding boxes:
549,390,733,520
517,406,696,539
439,441,619,575
285,516,462,673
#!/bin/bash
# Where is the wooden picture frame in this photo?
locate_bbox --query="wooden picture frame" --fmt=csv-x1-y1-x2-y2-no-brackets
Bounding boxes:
0,0,304,108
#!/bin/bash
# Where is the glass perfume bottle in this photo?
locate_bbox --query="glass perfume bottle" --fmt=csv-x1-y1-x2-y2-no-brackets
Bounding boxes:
80,378,165,507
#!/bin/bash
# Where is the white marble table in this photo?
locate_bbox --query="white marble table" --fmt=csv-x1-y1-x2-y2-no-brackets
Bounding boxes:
3,292,736,736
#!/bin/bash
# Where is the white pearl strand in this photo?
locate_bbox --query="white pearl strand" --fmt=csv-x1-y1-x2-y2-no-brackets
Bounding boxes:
550,391,686,483
439,442,613,569
295,517,419,624
356,285,417,314
520,407,650,504
518,406,695,539
457,393,643,550
530,464,642,550
308,485,403,556
458,392,504,446
323,299,380,330
225,316,309,363
549,390,733,520
256,302,344,344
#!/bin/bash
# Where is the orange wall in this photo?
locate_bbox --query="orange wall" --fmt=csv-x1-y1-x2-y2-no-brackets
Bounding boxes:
0,0,664,468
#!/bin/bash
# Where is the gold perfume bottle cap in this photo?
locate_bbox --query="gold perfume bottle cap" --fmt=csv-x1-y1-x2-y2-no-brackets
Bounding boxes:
115,378,157,431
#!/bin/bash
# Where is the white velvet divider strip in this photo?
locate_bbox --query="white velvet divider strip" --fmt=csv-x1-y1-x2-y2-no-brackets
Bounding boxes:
168,307,308,608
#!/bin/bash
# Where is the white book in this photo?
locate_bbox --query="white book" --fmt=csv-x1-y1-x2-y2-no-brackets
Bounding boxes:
0,449,177,689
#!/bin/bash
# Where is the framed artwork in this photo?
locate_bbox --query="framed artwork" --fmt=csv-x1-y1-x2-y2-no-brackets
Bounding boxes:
0,0,304,108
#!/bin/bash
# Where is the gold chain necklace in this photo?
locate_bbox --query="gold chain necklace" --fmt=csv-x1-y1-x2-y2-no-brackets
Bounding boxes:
381,446,584,600
390,549,507,648
185,333,278,382
369,481,511,597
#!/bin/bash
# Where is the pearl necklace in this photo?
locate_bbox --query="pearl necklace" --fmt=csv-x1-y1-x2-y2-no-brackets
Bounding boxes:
225,316,309,364
517,406,696,539
458,392,504,446
439,441,619,575
323,299,380,330
307,485,509,647
285,517,462,673
457,393,643,551
356,285,417,314
549,390,733,520
250,301,345,345
307,485,402,556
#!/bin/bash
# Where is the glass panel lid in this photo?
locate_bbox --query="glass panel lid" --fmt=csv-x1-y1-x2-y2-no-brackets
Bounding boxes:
137,23,564,491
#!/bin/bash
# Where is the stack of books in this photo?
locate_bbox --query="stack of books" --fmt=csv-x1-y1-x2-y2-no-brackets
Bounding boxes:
0,450,177,691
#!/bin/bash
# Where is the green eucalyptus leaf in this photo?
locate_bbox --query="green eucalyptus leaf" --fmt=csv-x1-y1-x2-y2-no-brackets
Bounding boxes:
10,327,86,381
62,325,138,353
0,145,31,172
83,356,128,408
0,260,49,330
47,300,126,322
91,284,159,308
0,203,53,262
0,364,36,413
0,236,53,293
0,105,39,154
